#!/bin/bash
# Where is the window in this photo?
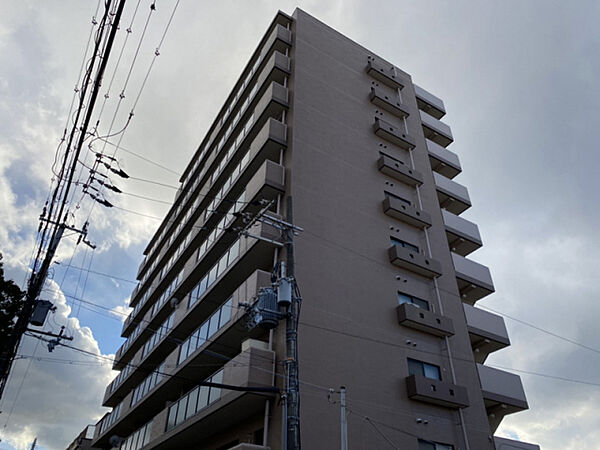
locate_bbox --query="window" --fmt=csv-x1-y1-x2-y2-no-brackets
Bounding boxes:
166,369,225,431
398,292,429,310
418,439,453,450
385,190,411,206
390,237,419,253
407,358,441,380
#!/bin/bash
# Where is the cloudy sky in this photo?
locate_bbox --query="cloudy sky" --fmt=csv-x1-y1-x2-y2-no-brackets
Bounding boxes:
0,1,598,449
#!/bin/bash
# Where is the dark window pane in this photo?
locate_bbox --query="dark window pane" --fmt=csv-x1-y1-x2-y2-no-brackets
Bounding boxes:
424,363,441,380
407,358,424,377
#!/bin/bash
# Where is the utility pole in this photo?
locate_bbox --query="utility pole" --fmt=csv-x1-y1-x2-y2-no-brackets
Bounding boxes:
238,195,303,450
0,0,128,401
340,386,348,450
284,196,301,450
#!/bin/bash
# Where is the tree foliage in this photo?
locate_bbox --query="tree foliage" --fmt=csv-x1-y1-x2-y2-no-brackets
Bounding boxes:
0,253,26,341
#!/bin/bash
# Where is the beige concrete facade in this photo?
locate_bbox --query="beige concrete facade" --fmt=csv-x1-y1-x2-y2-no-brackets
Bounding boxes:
91,9,538,450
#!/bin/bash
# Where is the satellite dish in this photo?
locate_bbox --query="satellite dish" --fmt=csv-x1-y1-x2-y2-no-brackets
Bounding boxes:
170,297,179,308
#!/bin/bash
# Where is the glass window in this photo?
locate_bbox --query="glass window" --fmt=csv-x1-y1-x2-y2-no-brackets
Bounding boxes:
418,441,436,450
167,404,178,430
198,322,209,347
208,375,222,404
424,363,441,380
398,292,429,311
229,239,240,262
197,275,208,299
408,358,422,377
418,440,453,450
390,237,419,253
142,423,152,446
190,329,201,352
179,339,190,363
175,396,188,426
217,253,229,277
185,387,199,420
219,299,232,327
408,358,441,380
208,312,220,338
197,385,210,410
208,370,223,404
207,266,218,287
131,430,141,450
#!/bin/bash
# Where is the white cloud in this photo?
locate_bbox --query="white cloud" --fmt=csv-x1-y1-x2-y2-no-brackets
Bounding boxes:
109,297,132,323
0,280,114,450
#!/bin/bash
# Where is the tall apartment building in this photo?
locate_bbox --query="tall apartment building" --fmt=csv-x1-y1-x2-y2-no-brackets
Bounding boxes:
91,9,539,450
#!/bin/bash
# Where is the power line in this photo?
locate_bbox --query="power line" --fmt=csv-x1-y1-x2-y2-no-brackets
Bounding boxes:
128,176,179,190
299,228,600,359
478,304,600,356
53,262,138,285
96,138,181,176
298,320,600,388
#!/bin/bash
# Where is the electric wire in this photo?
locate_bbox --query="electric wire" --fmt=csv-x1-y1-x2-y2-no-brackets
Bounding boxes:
95,137,181,176
299,228,600,359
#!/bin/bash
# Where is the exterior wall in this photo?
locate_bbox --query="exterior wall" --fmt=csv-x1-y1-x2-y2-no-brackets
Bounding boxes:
282,8,498,449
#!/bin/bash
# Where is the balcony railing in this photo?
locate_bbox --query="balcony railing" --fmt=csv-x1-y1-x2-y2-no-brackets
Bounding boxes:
451,252,495,304
433,172,472,215
366,60,404,90
377,154,423,186
478,364,528,432
397,303,454,337
147,345,276,449
420,110,453,147
388,245,442,278
369,86,410,119
121,125,287,339
463,304,510,363
414,84,446,119
442,209,482,256
426,139,461,179
96,269,275,445
373,117,416,150
405,374,469,409
383,196,431,229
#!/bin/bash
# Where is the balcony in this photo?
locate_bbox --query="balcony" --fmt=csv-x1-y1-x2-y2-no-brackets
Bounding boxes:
377,154,423,186
420,110,453,148
369,86,410,119
373,117,416,150
426,139,461,179
451,253,495,304
114,162,285,371
149,346,276,449
477,364,528,432
405,374,469,409
96,270,275,445
388,245,441,278
463,304,510,363
494,437,540,450
122,118,287,338
397,303,454,337
366,60,404,90
442,209,482,256
433,172,471,215
414,84,445,119
383,197,431,229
